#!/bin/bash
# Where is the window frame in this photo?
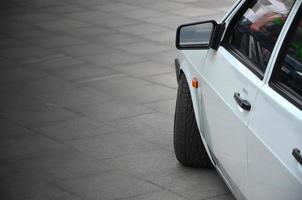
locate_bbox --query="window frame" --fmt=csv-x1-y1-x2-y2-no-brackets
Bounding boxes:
269,4,302,110
222,0,294,80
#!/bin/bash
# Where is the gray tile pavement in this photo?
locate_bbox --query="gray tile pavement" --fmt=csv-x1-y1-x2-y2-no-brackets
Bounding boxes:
0,0,236,199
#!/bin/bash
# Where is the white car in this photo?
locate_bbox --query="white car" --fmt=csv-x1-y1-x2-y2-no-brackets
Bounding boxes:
173,0,302,199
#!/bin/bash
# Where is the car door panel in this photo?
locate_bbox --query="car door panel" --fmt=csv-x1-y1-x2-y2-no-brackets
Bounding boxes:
246,1,302,198
200,47,263,198
247,85,302,200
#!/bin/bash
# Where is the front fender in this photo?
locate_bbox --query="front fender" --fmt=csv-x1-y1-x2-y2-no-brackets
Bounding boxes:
177,56,215,166
179,60,203,132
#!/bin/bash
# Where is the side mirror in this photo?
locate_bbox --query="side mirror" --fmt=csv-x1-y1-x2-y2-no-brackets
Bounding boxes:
175,20,224,50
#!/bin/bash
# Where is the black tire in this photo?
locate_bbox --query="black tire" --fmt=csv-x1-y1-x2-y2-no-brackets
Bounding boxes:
173,74,213,168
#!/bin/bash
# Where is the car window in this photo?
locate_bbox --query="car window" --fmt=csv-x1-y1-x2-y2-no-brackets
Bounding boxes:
229,0,295,78
271,14,302,108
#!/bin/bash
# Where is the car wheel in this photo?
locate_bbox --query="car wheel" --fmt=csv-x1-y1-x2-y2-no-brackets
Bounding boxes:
174,74,213,168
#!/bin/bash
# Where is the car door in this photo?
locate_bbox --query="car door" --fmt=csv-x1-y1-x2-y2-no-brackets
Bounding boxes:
199,0,295,198
247,1,302,199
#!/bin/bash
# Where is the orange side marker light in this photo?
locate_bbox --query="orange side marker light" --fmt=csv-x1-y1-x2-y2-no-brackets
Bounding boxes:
192,78,199,88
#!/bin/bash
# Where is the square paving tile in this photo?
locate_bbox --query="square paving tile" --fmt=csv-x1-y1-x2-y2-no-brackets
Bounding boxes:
117,41,172,55
88,33,143,45
169,7,218,18
106,149,179,179
55,43,116,57
0,37,26,49
0,66,49,84
57,170,161,200
0,127,65,160
28,36,87,48
66,130,159,160
8,29,56,40
144,99,176,115
94,3,139,13
44,63,117,81
65,26,115,38
34,19,90,31
0,46,55,62
1,106,79,128
67,99,154,122
13,148,112,181
120,8,166,19
111,61,173,77
0,170,79,200
34,117,118,141
108,112,173,134
83,75,176,103
36,87,114,107
8,73,78,91
117,24,169,36
11,12,59,22
25,54,84,69
81,51,145,67
142,72,177,89
147,169,230,197
124,190,187,200
94,15,141,28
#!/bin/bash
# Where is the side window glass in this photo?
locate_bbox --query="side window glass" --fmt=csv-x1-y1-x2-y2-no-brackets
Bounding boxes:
230,0,295,77
272,16,302,105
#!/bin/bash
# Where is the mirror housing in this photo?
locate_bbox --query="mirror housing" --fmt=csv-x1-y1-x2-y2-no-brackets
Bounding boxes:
175,20,225,50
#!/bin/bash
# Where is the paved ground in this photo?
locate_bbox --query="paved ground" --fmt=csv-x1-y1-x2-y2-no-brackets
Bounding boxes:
0,0,236,199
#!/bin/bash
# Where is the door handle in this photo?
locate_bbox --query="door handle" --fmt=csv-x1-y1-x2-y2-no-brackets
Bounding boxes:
233,92,251,111
292,148,302,165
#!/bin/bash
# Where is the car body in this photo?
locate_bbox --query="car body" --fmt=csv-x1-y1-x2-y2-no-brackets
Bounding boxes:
173,0,302,199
